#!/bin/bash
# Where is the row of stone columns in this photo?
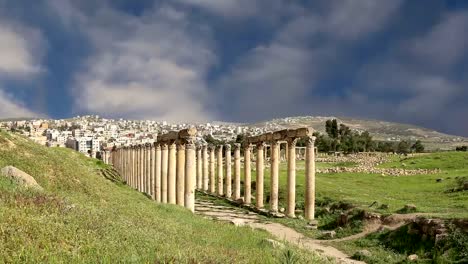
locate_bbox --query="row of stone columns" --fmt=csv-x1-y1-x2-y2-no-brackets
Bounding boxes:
109,127,316,220
192,128,316,220
110,128,197,212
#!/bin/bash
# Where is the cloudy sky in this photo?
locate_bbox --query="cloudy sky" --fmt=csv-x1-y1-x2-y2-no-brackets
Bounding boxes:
0,0,467,136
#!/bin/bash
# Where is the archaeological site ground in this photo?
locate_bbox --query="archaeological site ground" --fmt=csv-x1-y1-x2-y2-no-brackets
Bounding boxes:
1,126,467,263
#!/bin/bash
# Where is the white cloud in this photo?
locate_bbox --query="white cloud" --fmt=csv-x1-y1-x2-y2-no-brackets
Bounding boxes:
0,89,37,118
216,1,404,121
72,4,217,122
324,0,403,40
406,11,468,68
174,0,302,20
0,21,45,77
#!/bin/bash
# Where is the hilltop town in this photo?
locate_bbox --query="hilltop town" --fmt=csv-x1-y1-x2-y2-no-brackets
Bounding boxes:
0,115,277,157
2,115,467,157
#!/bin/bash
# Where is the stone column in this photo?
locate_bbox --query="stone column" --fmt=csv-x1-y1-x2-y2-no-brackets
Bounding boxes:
161,143,168,203
149,144,155,199
202,144,209,191
256,142,265,208
141,145,145,193
244,144,252,205
176,143,186,206
225,144,232,198
196,146,202,190
305,136,316,220
132,146,136,189
217,145,224,196
168,141,177,204
209,145,216,193
137,146,141,192
286,138,298,217
143,145,148,194
185,138,196,212
270,141,280,212
233,143,241,200
146,145,151,195
155,143,162,202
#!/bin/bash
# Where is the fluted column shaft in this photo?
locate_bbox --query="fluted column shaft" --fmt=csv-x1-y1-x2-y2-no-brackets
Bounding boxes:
287,138,298,217
244,144,252,205
185,140,196,212
233,144,241,200
256,143,265,208
176,144,186,206
168,142,177,204
225,144,232,198
217,145,224,196
155,144,162,202
270,141,280,212
161,144,168,203
305,136,316,220
196,147,202,189
202,145,209,191
209,146,216,193
150,145,155,199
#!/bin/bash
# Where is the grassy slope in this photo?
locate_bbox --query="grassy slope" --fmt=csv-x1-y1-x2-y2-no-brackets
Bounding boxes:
0,131,324,263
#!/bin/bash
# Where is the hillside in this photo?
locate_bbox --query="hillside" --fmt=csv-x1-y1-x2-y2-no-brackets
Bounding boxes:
0,130,322,263
251,116,468,151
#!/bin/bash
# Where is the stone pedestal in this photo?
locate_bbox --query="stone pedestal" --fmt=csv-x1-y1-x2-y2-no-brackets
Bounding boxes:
161,144,168,203
233,143,241,200
256,142,265,208
244,144,252,205
217,145,224,196
270,141,279,212
286,138,298,217
305,136,316,220
225,144,232,198
176,144,186,206
168,142,177,204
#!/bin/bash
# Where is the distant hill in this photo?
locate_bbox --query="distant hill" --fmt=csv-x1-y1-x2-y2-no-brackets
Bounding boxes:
250,116,468,151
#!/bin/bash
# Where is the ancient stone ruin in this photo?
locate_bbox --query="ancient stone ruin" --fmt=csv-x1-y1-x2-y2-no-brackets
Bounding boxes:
106,127,317,220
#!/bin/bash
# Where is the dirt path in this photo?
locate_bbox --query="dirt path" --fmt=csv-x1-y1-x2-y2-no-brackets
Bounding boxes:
195,200,365,264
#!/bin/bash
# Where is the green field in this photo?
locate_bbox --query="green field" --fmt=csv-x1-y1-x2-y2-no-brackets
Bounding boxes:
0,131,324,263
248,153,468,218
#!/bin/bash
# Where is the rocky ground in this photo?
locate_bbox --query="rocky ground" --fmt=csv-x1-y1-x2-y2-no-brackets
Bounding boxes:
316,153,441,176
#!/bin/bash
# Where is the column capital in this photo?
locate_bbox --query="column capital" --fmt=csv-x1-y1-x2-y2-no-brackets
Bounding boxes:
154,142,161,150
256,142,266,150
233,143,241,150
185,137,196,150
208,144,216,151
305,136,317,145
216,145,223,151
177,143,186,151
168,141,177,149
224,144,232,151
161,143,169,150
243,143,253,150
287,137,299,146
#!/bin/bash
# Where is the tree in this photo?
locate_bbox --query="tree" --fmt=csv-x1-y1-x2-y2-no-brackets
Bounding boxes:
235,134,246,144
411,140,425,153
397,140,411,155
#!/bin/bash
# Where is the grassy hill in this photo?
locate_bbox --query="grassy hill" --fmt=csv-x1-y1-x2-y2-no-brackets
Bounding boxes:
0,130,323,263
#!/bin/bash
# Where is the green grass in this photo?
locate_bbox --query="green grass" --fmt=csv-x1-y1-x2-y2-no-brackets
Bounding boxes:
0,131,324,263
244,153,468,219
